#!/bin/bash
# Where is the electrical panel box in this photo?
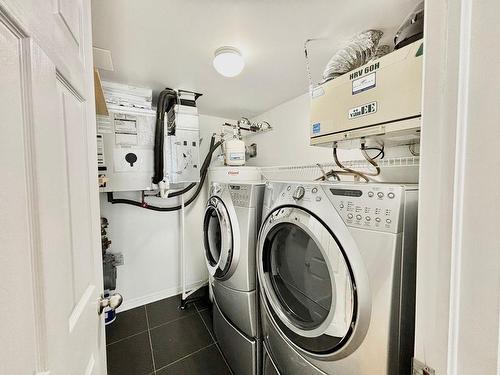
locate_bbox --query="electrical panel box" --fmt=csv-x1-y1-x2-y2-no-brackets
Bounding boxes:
310,39,423,148
97,105,156,192
97,91,201,192
164,91,201,183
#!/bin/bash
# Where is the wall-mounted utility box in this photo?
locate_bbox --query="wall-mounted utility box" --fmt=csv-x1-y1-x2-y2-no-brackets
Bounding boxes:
97,90,202,192
164,91,201,183
309,39,423,148
97,105,156,192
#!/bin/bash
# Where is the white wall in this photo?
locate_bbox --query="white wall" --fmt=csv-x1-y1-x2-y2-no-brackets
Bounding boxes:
246,94,335,166
100,114,228,311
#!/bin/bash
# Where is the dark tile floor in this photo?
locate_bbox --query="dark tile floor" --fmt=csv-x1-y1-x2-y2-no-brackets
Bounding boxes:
106,289,232,375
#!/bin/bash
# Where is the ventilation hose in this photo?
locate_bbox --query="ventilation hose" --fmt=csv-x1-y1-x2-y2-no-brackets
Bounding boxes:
108,137,222,211
322,30,383,83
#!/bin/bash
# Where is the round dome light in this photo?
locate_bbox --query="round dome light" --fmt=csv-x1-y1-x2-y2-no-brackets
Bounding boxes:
213,46,244,77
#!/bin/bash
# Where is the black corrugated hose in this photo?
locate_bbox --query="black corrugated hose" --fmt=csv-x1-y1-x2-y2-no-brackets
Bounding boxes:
152,88,177,185
107,136,222,211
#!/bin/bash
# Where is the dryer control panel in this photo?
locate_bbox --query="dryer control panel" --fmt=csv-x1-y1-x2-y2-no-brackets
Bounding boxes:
326,184,407,234
266,181,415,234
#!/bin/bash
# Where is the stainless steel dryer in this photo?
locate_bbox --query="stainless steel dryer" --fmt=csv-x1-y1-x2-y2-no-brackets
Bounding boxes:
257,181,418,375
203,182,265,375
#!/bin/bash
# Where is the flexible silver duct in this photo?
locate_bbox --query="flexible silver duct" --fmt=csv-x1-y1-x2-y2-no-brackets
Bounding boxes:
321,30,384,83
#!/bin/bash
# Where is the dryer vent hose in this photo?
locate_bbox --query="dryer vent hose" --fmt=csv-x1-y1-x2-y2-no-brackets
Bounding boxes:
322,30,384,84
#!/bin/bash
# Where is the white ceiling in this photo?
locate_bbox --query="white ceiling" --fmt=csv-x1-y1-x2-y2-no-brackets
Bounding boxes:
91,0,418,119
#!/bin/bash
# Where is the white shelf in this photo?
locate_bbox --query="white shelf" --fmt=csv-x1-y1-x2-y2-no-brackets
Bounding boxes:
259,156,420,181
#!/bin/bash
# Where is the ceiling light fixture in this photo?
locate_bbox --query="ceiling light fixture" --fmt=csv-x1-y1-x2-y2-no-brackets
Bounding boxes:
213,46,244,77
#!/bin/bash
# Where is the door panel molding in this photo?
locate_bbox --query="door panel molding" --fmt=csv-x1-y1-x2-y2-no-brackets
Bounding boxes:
19,37,50,373
55,0,82,47
56,69,85,101
0,8,49,371
1,0,87,94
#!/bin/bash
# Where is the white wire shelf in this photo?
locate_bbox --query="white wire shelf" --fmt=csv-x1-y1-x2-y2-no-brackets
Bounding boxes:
259,156,420,181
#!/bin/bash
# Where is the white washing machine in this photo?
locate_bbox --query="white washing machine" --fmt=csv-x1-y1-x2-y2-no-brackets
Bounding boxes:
203,181,265,375
206,166,261,301
257,181,418,375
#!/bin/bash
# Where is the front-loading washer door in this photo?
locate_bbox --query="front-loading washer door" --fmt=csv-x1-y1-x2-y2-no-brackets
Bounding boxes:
258,205,367,358
203,196,233,278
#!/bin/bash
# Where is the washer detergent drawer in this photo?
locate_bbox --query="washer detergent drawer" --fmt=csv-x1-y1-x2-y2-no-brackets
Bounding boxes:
214,299,257,375
263,342,281,375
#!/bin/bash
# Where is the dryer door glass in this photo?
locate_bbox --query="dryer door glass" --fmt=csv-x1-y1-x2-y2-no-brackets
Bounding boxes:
205,205,222,266
203,196,233,278
261,206,356,354
269,223,332,329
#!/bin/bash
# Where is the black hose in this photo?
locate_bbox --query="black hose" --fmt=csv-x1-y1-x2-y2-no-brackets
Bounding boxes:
152,90,167,184
153,88,177,184
108,139,223,211
361,145,385,160
167,183,196,198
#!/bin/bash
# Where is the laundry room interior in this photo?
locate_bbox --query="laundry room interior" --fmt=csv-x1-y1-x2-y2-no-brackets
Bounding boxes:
91,1,497,374
2,0,498,375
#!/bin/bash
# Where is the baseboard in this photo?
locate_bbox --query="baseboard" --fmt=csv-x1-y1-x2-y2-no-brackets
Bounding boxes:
118,279,208,312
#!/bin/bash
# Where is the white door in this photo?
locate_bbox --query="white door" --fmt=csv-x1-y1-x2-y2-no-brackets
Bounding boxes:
0,1,106,374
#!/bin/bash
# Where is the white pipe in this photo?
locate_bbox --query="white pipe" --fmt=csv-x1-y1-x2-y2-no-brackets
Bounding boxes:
180,194,186,300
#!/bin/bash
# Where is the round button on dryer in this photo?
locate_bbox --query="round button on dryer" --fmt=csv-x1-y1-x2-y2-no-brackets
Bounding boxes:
292,186,306,201
347,213,354,219
368,191,374,197
388,192,395,199
377,192,384,198
375,217,381,223
365,216,371,221
386,218,392,224
312,187,318,194
356,214,362,220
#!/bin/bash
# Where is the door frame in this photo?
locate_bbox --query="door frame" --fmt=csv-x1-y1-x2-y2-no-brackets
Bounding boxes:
416,0,500,373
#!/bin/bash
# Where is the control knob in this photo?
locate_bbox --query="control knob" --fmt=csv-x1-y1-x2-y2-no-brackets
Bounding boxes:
292,186,306,201
212,183,222,195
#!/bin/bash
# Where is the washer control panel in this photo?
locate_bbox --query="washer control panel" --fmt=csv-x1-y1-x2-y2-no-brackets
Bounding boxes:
327,185,404,233
229,184,251,207
227,183,265,208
